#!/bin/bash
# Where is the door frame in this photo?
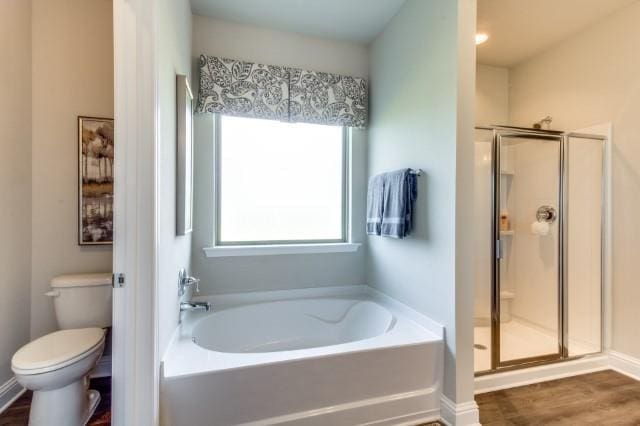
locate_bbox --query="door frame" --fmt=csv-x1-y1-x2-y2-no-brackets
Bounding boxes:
477,126,607,375
112,0,159,424
491,131,565,370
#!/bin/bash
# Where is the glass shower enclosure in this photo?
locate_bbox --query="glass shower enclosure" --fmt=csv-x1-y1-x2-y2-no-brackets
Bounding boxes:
474,126,605,374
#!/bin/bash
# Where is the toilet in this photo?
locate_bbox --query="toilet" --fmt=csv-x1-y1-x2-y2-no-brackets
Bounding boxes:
12,273,112,426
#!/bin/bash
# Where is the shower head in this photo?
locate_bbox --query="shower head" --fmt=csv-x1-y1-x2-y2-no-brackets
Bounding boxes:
533,116,553,130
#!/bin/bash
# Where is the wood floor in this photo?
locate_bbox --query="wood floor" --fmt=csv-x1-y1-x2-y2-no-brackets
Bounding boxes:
476,370,640,425
1,371,639,425
0,377,110,426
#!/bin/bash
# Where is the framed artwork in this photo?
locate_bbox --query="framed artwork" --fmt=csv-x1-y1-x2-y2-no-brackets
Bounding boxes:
176,74,194,235
78,116,114,245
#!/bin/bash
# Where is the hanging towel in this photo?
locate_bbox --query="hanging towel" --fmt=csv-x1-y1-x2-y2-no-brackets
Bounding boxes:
366,174,385,236
380,169,417,239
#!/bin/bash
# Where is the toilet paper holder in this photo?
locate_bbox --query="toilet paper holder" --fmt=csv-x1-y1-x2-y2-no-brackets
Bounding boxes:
536,205,556,223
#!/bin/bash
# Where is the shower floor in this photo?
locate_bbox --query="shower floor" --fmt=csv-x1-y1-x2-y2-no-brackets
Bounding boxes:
474,319,598,372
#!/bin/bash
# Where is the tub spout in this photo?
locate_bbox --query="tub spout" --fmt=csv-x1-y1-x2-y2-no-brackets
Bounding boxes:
180,301,211,313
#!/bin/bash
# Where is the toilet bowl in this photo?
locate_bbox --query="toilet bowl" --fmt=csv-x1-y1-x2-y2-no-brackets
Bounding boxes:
11,273,112,426
13,328,106,426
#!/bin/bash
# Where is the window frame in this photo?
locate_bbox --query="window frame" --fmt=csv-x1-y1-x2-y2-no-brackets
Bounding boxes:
213,114,351,247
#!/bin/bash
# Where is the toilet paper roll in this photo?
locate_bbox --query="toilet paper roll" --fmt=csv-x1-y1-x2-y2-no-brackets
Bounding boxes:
530,221,550,236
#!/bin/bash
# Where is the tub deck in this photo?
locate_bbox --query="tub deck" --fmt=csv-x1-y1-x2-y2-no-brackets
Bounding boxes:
161,286,444,426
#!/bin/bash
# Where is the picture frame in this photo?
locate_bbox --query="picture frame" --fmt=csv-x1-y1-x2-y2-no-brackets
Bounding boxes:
78,116,114,245
176,74,194,235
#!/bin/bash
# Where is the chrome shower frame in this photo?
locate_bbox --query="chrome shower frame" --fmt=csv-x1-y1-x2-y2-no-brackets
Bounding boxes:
475,125,607,375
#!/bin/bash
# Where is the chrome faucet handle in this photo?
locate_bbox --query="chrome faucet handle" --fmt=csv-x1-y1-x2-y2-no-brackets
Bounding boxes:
178,268,201,296
184,276,200,293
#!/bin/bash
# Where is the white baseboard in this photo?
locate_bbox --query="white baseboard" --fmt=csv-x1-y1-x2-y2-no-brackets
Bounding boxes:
609,350,640,380
474,350,640,395
0,377,25,415
475,354,610,394
439,396,480,426
91,354,112,378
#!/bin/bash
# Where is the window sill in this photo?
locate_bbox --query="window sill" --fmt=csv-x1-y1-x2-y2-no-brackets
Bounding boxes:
203,243,361,258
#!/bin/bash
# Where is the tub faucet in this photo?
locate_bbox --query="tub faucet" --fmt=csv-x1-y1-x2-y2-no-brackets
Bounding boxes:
180,301,211,313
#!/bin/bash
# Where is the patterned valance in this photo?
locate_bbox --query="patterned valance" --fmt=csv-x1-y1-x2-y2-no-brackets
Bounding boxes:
195,55,368,128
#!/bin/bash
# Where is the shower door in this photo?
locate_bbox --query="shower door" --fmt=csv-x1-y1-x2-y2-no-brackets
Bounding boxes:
493,132,563,368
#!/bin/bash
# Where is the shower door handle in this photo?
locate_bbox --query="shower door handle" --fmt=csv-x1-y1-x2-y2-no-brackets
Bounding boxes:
496,240,503,259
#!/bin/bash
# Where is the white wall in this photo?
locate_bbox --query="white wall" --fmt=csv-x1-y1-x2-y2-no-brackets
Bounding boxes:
190,16,368,295
368,0,476,406
157,0,193,357
0,0,32,386
30,0,113,339
508,1,640,359
476,64,509,126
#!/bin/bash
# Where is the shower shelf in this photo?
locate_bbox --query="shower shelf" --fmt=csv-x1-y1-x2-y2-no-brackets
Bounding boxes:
500,230,515,236
500,169,515,176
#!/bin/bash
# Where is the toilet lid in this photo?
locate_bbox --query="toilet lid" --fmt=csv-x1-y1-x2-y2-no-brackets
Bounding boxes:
12,328,105,375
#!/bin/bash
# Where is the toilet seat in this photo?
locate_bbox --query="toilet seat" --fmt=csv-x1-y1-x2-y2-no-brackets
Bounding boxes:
12,328,105,375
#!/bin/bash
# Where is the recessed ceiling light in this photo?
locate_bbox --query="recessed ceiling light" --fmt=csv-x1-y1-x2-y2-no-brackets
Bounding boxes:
475,33,489,45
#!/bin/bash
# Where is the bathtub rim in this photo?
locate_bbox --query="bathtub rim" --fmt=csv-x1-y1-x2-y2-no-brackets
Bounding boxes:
162,285,444,380
190,298,397,354
193,285,443,338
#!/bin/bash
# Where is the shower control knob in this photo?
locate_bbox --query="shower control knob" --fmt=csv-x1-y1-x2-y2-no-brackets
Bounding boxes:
535,205,556,223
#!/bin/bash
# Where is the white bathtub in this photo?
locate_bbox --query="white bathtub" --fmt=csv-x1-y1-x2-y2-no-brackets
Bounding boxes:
161,286,444,426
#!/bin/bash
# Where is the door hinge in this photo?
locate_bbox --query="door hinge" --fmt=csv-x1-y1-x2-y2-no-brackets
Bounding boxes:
112,273,125,288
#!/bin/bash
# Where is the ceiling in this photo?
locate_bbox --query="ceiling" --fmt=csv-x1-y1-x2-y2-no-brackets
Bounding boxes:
477,0,638,67
190,0,406,44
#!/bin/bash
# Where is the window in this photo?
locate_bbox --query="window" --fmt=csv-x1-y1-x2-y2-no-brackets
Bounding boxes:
215,115,348,246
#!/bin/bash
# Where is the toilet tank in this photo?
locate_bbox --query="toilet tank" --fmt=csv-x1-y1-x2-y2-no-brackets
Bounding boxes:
49,273,112,330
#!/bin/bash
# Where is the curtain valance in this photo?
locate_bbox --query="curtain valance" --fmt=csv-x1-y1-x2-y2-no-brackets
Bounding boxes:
195,55,368,128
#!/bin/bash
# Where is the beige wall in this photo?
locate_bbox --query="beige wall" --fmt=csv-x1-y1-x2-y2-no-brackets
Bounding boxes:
31,0,113,339
0,0,32,386
191,16,369,295
509,1,640,358
476,64,509,126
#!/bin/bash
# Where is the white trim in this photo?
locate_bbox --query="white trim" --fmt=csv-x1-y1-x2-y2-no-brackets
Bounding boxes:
439,395,480,426
475,354,609,394
609,350,640,381
474,351,640,395
0,377,25,415
112,0,159,424
91,355,112,378
203,242,360,257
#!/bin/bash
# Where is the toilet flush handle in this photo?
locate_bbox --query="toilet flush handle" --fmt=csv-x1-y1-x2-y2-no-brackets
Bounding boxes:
45,290,60,297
